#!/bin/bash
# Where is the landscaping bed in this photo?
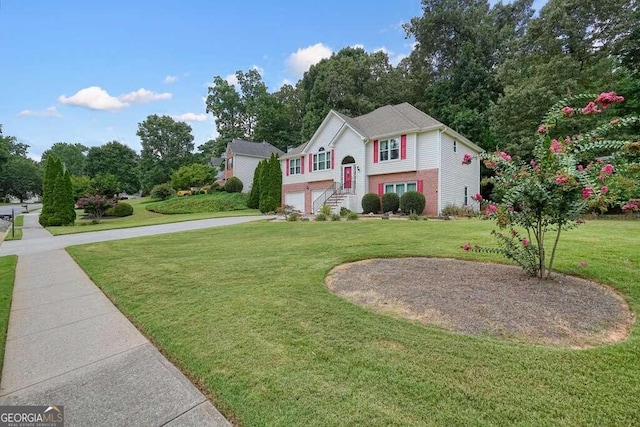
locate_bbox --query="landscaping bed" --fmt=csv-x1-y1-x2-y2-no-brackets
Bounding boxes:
145,193,248,214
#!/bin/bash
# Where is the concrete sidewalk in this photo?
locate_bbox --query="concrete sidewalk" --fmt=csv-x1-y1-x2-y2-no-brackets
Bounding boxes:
0,214,274,425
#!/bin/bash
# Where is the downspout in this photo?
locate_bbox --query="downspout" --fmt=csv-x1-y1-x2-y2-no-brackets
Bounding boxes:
437,130,442,215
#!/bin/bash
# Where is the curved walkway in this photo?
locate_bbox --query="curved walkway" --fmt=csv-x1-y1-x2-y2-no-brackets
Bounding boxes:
0,214,270,426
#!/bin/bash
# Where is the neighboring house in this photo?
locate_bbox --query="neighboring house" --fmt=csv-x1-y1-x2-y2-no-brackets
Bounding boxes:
223,139,284,191
280,103,483,215
209,157,225,185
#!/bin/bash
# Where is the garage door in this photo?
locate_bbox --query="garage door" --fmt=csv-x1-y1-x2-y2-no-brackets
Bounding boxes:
285,192,305,213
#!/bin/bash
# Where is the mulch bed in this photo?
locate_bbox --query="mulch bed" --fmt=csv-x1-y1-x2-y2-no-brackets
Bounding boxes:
325,258,633,348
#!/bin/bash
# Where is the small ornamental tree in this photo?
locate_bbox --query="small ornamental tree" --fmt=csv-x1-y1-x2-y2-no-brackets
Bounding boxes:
248,159,265,209
462,92,640,279
77,195,116,222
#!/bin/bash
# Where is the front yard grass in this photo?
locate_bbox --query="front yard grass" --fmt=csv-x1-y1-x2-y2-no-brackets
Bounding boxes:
68,219,640,426
0,256,17,375
48,197,260,235
4,215,24,241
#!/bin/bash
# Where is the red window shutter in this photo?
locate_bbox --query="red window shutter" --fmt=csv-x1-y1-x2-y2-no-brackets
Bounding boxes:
301,156,305,174
417,180,423,193
377,183,384,196
401,135,407,160
286,159,290,176
373,140,379,163
331,150,335,169
309,154,313,172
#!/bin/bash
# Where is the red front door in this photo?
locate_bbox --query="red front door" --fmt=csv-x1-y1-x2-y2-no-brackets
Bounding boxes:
343,166,353,189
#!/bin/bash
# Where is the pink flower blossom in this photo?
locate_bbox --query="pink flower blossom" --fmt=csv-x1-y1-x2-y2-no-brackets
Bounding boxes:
582,102,601,115
473,193,483,202
461,243,471,251
484,160,498,169
555,175,568,184
622,200,640,211
486,204,498,214
537,124,548,134
595,92,624,109
600,164,614,176
461,154,473,165
601,186,609,194
577,165,584,171
500,151,511,161
582,187,593,199
561,106,575,116
549,139,564,154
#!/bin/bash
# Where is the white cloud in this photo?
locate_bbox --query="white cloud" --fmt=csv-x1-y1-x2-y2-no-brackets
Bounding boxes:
286,43,332,78
119,88,172,104
351,43,365,50
173,112,207,122
18,106,61,118
58,86,128,111
251,65,264,76
225,73,238,86
164,75,179,84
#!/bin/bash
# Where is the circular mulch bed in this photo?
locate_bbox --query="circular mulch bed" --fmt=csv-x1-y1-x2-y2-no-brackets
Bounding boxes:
325,258,633,348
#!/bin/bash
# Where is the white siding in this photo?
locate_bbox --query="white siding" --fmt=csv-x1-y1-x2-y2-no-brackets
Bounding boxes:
439,133,481,212
332,128,366,196
365,133,417,175
234,155,263,192
281,155,311,185
416,131,439,170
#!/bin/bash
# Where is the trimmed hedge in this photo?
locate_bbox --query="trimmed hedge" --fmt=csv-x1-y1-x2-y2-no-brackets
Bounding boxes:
361,193,381,214
224,176,244,193
400,191,426,215
150,183,175,201
382,192,400,213
106,202,134,217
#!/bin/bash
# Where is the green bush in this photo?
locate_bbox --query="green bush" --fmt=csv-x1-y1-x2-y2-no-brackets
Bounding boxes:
441,203,475,217
287,212,299,222
339,207,351,217
400,191,426,215
106,202,134,217
208,182,221,193
224,176,244,193
331,213,341,221
320,204,332,215
382,192,400,213
408,213,420,221
347,212,359,220
361,193,381,214
315,213,327,221
150,183,176,201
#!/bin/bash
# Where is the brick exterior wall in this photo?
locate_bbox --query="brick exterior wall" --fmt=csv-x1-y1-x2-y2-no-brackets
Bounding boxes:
282,180,334,214
367,169,439,215
224,149,233,180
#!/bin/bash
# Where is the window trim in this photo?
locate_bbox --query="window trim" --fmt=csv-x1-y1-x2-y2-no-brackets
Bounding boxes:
313,150,332,171
289,158,301,175
378,137,400,162
383,181,417,196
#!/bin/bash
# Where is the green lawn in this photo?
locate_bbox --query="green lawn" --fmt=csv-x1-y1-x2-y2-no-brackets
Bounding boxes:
68,219,640,426
0,256,17,376
3,215,23,241
48,197,261,235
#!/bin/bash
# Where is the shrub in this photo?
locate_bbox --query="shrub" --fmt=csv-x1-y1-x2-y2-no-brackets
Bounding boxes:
441,204,474,217
224,176,243,193
408,213,420,221
288,212,299,222
347,212,359,220
106,202,133,217
208,182,221,193
361,193,381,214
320,204,332,215
259,153,282,213
331,213,341,221
77,195,116,222
315,213,327,221
248,160,265,209
400,191,426,215
382,192,400,213
339,207,351,217
150,183,175,201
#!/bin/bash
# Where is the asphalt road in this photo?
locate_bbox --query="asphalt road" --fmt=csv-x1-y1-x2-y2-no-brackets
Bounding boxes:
0,204,42,217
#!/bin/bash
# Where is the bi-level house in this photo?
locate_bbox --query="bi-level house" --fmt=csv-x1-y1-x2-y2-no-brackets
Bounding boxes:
280,103,482,215
223,139,284,191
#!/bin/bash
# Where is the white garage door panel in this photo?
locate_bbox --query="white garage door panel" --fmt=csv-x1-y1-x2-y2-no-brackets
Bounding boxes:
285,192,305,212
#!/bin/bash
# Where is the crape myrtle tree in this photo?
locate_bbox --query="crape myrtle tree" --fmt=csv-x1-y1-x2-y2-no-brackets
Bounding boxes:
462,92,639,279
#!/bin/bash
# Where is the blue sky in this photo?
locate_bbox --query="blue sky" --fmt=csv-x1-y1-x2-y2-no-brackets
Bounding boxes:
0,0,546,160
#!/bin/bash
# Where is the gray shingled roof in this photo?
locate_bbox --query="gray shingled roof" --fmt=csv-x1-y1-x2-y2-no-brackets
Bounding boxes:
348,103,442,138
228,139,284,158
209,157,222,167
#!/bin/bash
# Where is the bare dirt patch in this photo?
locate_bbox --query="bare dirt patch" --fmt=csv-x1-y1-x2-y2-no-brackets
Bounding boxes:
326,258,633,348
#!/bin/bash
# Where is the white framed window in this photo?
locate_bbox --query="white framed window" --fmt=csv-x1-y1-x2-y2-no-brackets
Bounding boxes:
453,140,457,152
289,158,301,175
313,150,331,171
384,181,417,197
379,138,400,161
464,186,468,206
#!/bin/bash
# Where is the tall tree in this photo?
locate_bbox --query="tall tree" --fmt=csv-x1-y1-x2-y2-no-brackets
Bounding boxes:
85,141,140,194
41,142,88,176
206,76,246,156
137,115,195,191
39,157,75,226
0,156,42,202
259,153,282,213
